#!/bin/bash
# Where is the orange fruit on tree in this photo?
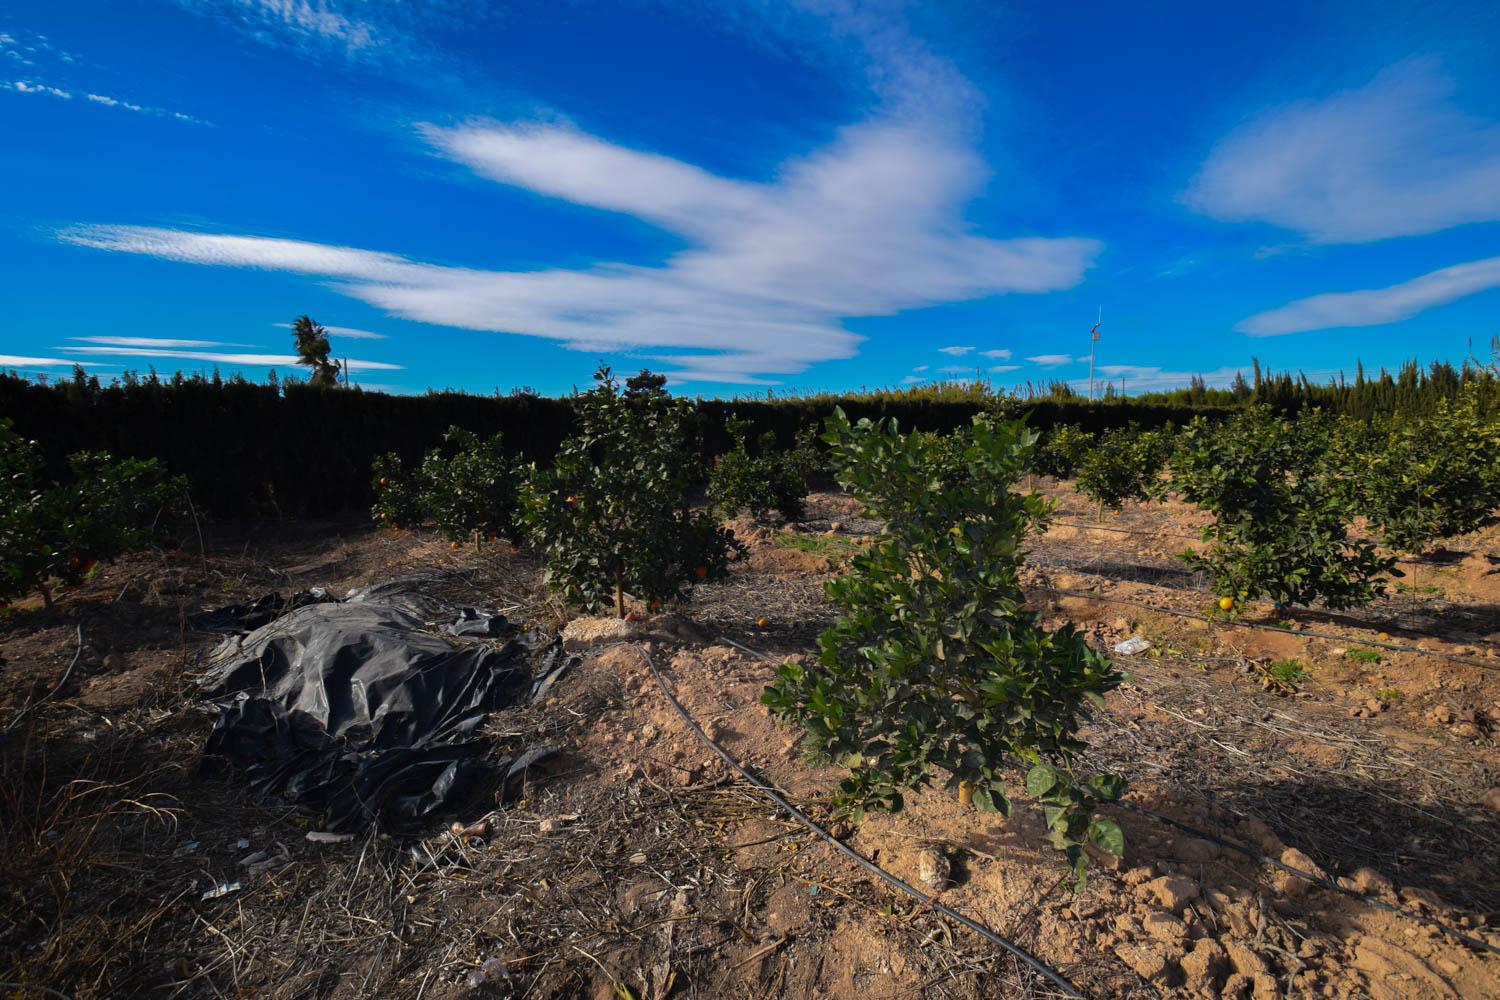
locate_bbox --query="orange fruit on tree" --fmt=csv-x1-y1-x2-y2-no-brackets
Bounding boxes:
379,512,389,521
1218,597,1234,611
756,617,769,628
379,477,389,487
650,598,662,611
694,566,708,578
566,495,579,507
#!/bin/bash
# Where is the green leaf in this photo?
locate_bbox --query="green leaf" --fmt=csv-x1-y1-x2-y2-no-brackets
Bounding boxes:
1026,764,1058,798
1086,818,1124,856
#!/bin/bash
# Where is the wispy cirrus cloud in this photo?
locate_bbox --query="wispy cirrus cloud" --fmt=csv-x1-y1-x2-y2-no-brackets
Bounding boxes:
63,116,1099,383
178,0,379,52
937,345,973,355
988,364,1018,373
1236,255,1500,335
980,348,1011,360
0,354,77,367
60,345,402,371
72,336,234,348
272,321,387,340
1185,60,1500,243
1026,354,1075,366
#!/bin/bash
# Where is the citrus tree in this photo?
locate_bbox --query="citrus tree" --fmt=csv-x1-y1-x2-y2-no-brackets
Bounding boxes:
1172,408,1396,610
418,427,524,546
1346,387,1500,554
370,452,425,530
1031,424,1093,479
708,415,816,522
0,419,186,611
522,367,740,616
762,410,1125,885
1074,424,1172,519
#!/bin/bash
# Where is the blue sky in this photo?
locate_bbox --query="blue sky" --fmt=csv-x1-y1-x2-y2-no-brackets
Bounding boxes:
2,1,1499,397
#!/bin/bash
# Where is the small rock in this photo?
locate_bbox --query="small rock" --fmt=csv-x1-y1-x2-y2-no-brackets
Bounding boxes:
561,616,637,652
538,818,564,834
1114,942,1180,985
917,848,951,890
1481,788,1500,813
1430,705,1454,724
1251,972,1281,1000
1273,847,1327,898
1181,938,1227,991
1140,874,1200,913
1453,721,1480,739
1121,865,1156,886
1225,941,1270,978
1221,973,1251,1000
1341,867,1395,899
641,723,659,742
1141,910,1188,947
1365,698,1385,713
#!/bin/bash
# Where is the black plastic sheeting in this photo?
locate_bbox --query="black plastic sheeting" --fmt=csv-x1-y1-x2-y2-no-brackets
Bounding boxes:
197,581,569,834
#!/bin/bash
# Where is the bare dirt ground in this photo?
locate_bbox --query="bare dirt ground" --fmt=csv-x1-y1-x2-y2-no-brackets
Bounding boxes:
1,485,1497,1000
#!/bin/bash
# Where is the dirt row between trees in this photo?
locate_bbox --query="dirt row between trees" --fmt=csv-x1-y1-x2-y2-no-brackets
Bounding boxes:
0,488,1497,999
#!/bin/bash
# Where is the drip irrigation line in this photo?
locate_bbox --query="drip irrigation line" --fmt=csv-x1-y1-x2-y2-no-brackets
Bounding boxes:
1047,519,1203,542
1044,586,1499,672
625,641,1088,999
1106,799,1500,958
711,633,1500,958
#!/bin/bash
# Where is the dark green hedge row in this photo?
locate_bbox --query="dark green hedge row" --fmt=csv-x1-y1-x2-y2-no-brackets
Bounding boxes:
1,372,1238,518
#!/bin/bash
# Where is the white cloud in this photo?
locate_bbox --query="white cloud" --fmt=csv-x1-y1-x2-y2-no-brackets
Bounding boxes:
64,116,1099,383
1026,354,1075,366
1185,60,1500,243
980,348,1011,360
937,345,973,355
0,354,76,366
60,345,402,371
900,375,923,384
184,0,378,51
72,336,232,348
273,321,387,340
912,364,929,372
938,365,972,375
988,364,1019,373
1236,255,1500,335
4,79,70,98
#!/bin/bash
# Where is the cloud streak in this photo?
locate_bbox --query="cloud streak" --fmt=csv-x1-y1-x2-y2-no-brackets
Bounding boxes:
64,115,1100,383
60,345,402,371
1236,255,1500,335
1185,60,1500,243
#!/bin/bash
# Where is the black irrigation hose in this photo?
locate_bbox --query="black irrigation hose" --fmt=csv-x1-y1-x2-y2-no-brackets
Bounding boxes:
625,641,1089,1000
1048,519,1203,542
1044,586,1500,673
710,635,1500,958
1106,800,1500,958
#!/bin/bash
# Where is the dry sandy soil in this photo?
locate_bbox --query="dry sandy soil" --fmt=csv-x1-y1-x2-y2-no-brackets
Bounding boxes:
1,484,1497,1000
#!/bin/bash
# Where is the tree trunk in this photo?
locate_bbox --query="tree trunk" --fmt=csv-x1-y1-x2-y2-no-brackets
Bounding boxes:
614,568,625,620
39,582,54,613
958,780,974,806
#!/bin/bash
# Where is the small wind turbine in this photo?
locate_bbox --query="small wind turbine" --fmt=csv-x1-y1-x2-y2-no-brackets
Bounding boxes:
1087,308,1102,402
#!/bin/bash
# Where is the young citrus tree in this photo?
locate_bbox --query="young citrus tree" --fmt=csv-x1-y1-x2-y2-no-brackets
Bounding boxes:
522,367,740,616
291,314,342,388
1074,424,1172,519
1031,424,1094,480
708,415,815,522
762,410,1125,885
418,427,524,546
0,419,186,611
1172,408,1396,610
1346,387,1500,554
370,452,425,530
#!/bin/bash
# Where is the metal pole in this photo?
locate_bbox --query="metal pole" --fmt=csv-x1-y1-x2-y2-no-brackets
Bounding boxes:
1087,309,1101,401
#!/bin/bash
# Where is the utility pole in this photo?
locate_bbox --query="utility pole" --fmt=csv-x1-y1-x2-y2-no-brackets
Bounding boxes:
1087,309,1102,402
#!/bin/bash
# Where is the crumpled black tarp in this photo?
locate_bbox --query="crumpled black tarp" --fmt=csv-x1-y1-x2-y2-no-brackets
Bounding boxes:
198,583,568,834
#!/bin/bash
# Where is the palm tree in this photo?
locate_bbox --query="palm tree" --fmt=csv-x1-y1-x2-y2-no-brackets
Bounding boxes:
291,315,341,387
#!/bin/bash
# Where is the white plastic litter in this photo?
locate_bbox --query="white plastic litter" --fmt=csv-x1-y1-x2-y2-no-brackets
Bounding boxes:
306,831,355,844
201,881,241,901
1113,636,1151,655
